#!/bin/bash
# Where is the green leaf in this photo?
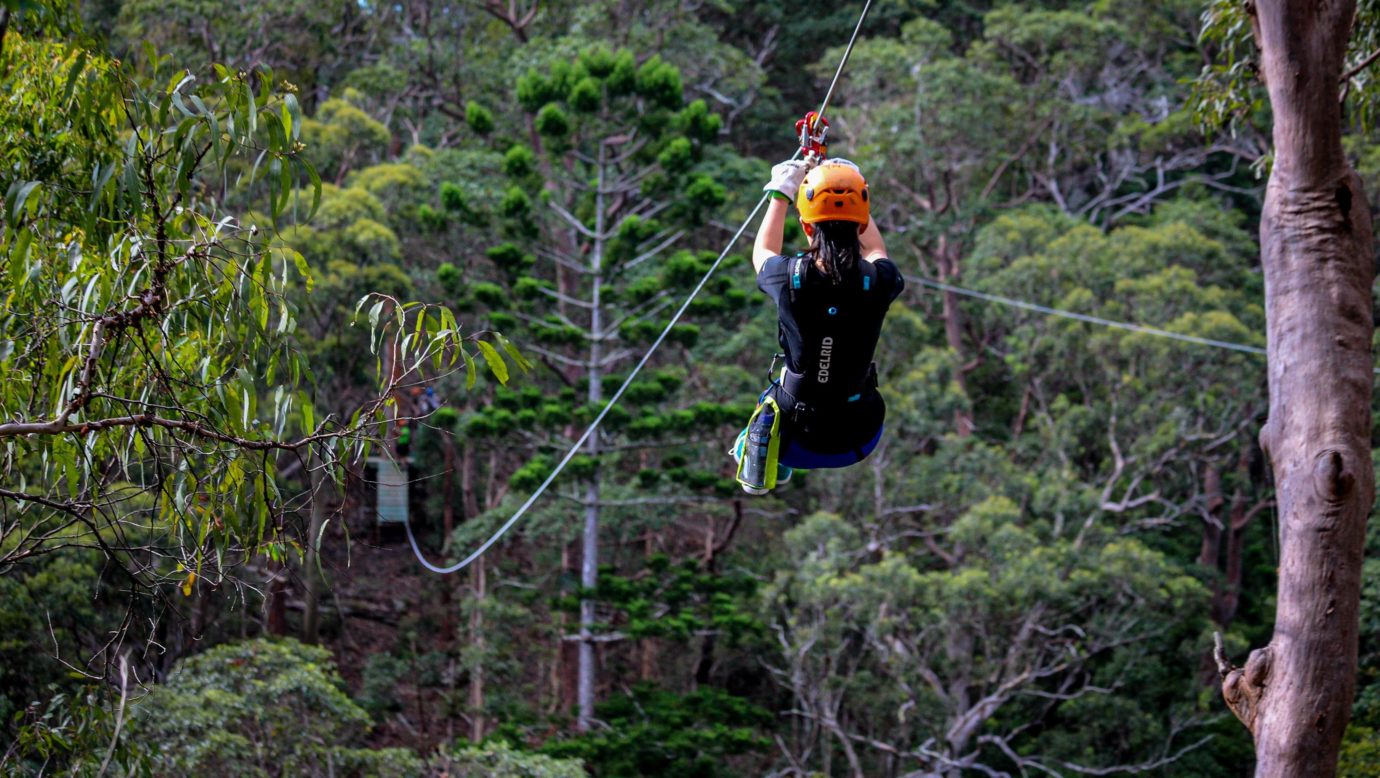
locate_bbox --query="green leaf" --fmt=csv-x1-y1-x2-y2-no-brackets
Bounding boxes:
304,160,322,221
255,253,271,330
171,90,194,118
287,248,312,292
476,340,509,384
367,300,386,354
8,229,33,289
463,349,477,389
246,78,258,137
7,181,40,228
61,51,88,106
497,334,534,372
282,98,296,143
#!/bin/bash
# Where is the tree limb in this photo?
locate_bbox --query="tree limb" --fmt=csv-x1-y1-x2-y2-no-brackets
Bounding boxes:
1341,47,1380,82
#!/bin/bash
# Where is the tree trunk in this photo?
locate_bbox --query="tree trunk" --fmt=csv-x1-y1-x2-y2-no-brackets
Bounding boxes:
559,542,579,715
302,460,327,644
936,236,974,436
458,439,487,734
441,434,457,642
694,524,716,686
578,470,600,729
0,9,10,66
577,144,607,731
468,556,486,742
1219,3,1377,774
266,558,288,635
461,442,479,520
642,530,659,683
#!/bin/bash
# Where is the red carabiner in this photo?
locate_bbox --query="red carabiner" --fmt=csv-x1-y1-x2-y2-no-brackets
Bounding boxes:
795,111,829,164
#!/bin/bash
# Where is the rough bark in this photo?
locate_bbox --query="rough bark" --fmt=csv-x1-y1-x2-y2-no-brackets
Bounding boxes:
1218,3,1377,774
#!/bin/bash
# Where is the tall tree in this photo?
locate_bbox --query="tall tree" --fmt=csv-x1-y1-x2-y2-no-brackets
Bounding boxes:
498,48,725,729
1210,1,1377,774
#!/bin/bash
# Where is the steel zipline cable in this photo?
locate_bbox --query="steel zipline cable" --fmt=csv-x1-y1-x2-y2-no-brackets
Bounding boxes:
404,0,877,574
907,275,1380,374
907,276,1267,355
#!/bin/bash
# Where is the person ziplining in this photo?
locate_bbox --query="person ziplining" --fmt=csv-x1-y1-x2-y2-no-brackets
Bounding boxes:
733,125,904,495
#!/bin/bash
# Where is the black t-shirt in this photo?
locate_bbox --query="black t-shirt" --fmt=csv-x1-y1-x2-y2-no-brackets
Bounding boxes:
757,254,904,403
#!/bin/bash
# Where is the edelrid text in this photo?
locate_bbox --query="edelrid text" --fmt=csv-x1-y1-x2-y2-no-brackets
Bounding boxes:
817,337,833,383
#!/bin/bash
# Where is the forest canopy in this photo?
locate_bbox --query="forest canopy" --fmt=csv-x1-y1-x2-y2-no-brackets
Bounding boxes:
4,0,1380,776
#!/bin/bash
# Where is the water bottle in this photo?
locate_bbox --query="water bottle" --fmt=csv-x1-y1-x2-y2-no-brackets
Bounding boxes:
740,403,775,495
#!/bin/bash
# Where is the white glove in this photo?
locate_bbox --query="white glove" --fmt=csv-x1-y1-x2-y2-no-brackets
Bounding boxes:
763,160,810,201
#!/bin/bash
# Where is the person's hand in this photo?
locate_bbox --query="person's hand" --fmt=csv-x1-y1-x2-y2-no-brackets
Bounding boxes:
763,159,810,202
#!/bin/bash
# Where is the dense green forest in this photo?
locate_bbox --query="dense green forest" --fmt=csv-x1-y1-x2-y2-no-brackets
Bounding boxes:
4,0,1380,775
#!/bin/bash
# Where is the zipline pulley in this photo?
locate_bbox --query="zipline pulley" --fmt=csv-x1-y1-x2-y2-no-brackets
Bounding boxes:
796,111,830,165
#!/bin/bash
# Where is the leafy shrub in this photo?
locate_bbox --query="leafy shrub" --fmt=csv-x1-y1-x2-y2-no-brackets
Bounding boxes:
465,101,495,135
429,741,586,777
535,104,570,139
359,653,408,715
538,686,769,778
137,638,410,778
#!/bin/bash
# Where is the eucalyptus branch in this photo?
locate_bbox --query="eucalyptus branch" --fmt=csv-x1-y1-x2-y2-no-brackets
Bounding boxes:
0,414,356,450
1341,47,1380,82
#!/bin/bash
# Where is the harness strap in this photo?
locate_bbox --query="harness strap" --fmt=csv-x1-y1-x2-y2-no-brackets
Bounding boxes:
789,254,877,300
783,258,880,408
778,362,878,417
859,258,876,293
789,255,807,302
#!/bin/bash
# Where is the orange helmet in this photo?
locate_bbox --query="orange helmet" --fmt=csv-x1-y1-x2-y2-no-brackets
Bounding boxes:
795,159,869,225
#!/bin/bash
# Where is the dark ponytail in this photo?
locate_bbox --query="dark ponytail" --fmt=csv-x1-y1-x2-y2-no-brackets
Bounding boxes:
804,220,861,285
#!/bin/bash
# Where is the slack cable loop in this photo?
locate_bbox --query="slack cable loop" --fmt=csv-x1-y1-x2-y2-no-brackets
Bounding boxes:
405,195,774,574
405,1,877,574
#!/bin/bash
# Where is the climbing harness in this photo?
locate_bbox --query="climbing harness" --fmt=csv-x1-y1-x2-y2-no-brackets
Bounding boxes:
732,259,881,494
404,0,875,574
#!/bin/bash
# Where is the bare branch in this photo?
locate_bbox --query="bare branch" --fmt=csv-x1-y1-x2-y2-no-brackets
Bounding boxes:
548,201,602,240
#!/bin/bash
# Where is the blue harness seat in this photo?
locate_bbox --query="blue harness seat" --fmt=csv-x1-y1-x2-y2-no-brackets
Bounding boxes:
779,424,884,469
